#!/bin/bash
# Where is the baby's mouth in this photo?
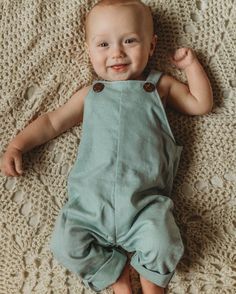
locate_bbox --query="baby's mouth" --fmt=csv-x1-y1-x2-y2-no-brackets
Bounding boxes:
110,64,129,71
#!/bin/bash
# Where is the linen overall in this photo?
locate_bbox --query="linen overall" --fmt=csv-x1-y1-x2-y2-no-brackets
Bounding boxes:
50,70,184,292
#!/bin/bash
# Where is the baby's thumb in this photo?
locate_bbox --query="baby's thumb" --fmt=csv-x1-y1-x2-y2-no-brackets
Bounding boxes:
172,48,187,62
15,157,23,175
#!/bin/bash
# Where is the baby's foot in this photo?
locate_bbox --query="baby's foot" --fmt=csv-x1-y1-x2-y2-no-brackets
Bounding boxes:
111,262,132,294
140,275,164,294
112,283,132,294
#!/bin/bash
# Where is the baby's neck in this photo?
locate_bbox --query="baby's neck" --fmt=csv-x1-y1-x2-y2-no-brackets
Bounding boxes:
101,74,146,82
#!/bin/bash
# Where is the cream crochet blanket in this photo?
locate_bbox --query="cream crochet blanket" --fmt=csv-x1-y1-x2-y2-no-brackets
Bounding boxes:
0,1,235,293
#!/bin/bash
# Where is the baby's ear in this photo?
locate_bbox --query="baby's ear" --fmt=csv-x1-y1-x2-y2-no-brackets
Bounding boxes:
149,34,157,57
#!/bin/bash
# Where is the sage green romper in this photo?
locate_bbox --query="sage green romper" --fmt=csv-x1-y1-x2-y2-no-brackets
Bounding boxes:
50,70,184,292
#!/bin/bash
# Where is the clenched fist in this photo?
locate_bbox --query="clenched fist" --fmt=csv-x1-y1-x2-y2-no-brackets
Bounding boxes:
170,47,198,70
0,146,23,177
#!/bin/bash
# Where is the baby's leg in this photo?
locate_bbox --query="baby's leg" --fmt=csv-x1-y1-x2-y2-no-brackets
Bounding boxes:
111,261,132,294
140,275,164,294
118,196,184,292
50,205,128,292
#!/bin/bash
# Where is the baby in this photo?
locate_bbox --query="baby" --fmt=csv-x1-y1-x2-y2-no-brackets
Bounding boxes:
1,0,213,293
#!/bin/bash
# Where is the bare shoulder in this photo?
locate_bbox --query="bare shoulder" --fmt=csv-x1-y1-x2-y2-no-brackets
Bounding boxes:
78,85,91,96
60,85,92,115
156,74,175,105
50,85,92,130
156,74,177,92
70,85,91,103
64,85,92,122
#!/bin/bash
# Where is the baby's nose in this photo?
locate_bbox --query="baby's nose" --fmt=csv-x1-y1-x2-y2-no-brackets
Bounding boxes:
112,45,125,59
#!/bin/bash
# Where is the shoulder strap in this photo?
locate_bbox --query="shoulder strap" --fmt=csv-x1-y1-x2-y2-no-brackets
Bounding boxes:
146,70,163,85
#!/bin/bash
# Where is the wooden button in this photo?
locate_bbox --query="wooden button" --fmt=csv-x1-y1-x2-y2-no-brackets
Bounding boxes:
143,82,155,92
93,82,104,93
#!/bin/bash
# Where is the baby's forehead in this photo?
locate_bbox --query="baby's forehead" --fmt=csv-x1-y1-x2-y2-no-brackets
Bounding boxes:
85,2,153,39
88,3,147,20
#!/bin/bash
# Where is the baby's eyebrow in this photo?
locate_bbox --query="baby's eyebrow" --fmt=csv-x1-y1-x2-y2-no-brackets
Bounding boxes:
93,32,139,40
92,34,108,41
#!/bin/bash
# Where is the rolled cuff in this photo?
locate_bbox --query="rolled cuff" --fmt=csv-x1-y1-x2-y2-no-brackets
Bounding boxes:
83,249,127,292
131,253,175,288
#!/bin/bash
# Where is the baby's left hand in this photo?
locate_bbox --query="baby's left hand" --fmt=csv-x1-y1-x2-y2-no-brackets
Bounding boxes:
170,48,198,70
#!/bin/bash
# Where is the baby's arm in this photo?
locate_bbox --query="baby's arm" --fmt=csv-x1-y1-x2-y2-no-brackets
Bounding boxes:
160,48,213,115
1,86,90,177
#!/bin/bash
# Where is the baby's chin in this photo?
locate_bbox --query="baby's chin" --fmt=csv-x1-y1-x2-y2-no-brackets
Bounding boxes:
98,72,143,81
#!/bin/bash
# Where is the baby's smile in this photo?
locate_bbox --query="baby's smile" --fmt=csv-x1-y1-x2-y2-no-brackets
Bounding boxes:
109,63,130,72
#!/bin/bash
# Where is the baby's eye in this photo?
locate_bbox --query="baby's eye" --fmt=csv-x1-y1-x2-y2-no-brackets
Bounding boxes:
125,38,137,44
98,42,109,47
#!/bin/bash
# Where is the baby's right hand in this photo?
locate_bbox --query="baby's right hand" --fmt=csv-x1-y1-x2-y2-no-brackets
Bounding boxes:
0,146,23,177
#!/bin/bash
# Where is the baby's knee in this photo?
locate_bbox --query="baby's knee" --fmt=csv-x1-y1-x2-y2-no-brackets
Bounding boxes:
159,239,184,273
63,226,94,258
51,215,92,260
137,222,184,273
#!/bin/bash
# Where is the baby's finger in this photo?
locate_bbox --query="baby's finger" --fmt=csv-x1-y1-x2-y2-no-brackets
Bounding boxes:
169,56,181,67
6,158,20,177
172,48,188,61
15,157,23,175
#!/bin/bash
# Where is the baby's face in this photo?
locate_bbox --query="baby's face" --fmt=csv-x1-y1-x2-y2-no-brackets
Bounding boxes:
86,4,156,81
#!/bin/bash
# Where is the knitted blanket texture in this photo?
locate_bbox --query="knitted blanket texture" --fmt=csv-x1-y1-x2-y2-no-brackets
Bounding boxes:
0,0,235,293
